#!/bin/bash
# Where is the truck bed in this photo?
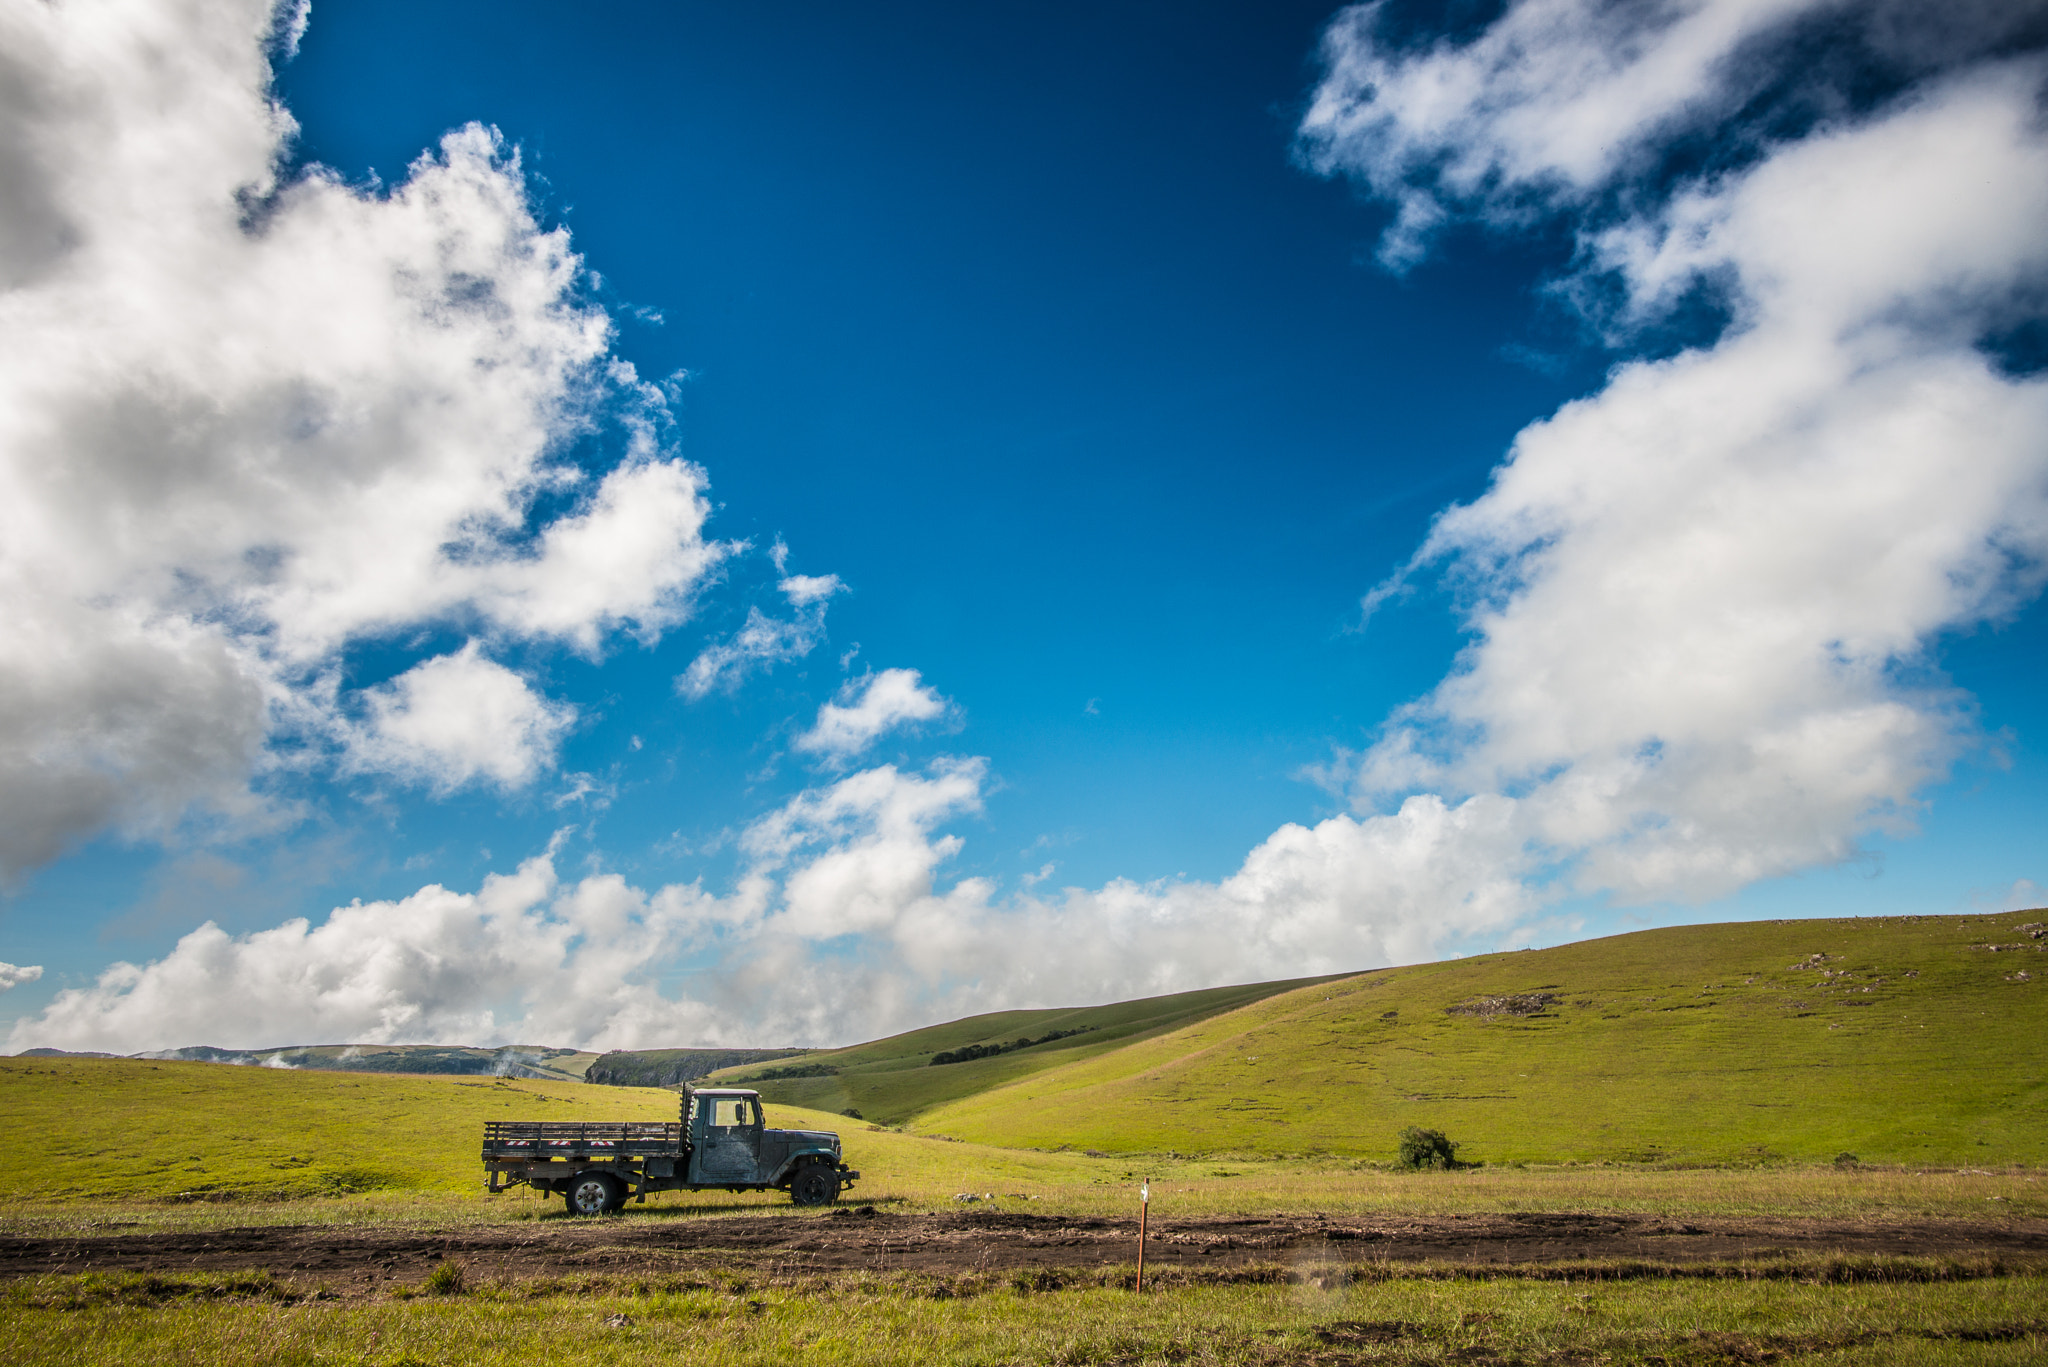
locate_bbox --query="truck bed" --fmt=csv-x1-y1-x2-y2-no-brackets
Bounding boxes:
481,1120,685,1161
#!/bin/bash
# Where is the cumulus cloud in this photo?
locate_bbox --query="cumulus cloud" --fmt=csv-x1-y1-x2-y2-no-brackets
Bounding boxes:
678,573,846,699
795,669,951,763
1297,0,2048,269
344,643,576,792
0,0,731,876
7,758,1533,1051
10,851,727,1051
0,964,44,993
1303,0,2048,906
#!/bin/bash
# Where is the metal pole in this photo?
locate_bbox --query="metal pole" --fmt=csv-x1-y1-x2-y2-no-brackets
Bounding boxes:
1136,1179,1148,1292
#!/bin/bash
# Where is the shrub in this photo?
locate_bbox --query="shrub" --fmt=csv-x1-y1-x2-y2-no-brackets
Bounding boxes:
423,1259,468,1296
1396,1126,1459,1170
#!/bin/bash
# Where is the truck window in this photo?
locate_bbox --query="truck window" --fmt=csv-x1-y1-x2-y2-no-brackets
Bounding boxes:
712,1098,751,1128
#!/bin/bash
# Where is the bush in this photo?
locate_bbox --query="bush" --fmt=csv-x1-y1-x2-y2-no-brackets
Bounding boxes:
1396,1126,1459,1170
423,1259,468,1296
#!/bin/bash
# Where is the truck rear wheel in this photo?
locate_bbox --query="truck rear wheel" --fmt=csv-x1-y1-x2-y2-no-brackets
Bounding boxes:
565,1171,623,1216
789,1162,840,1207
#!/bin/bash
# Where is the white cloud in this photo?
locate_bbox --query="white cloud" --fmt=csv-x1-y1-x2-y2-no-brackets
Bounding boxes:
0,963,44,992
677,573,846,699
796,668,951,763
0,0,731,875
8,852,731,1052
6,758,1533,1051
1303,1,2048,906
345,643,576,792
1296,0,2048,268
778,573,844,608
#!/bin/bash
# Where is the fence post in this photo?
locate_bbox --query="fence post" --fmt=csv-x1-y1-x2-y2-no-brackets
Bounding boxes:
1136,1178,1149,1292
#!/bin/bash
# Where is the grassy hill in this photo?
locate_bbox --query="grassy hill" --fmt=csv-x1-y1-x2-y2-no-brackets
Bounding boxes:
911,911,2048,1167
695,975,1353,1125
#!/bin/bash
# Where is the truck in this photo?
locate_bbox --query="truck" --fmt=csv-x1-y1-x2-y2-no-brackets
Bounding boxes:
481,1086,860,1215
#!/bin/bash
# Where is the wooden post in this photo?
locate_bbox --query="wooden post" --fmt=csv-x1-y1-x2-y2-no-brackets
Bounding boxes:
1136,1178,1148,1292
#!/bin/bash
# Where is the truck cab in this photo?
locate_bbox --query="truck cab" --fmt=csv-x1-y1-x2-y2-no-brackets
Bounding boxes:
687,1088,847,1199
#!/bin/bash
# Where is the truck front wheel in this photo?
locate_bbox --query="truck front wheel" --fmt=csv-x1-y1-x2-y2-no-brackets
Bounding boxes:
565,1171,623,1216
789,1162,841,1207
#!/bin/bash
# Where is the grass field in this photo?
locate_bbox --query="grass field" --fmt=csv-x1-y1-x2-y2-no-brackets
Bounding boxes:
914,911,2048,1166
2,1256,2044,1365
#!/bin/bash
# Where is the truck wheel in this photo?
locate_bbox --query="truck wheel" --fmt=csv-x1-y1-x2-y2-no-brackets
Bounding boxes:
789,1162,840,1207
565,1171,622,1216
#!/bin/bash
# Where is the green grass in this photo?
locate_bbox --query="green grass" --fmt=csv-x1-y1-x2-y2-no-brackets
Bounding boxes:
1,1259,2043,1365
5,1056,2046,1240
698,975,1351,1125
913,911,2048,1166
10,1051,2045,1236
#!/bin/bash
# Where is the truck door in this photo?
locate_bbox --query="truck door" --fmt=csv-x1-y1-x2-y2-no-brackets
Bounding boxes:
690,1095,762,1183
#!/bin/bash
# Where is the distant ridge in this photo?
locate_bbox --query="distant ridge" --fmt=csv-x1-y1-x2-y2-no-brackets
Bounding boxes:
585,1048,808,1088
21,1043,602,1082
14,1042,818,1088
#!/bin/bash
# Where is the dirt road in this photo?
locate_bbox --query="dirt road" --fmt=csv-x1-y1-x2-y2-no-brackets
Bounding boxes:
5,1208,2043,1287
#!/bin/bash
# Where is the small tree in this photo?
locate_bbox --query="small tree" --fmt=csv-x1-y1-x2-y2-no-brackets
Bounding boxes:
1397,1126,1459,1170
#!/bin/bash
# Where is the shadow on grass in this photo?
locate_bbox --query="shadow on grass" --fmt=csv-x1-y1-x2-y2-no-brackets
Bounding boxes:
533,1195,914,1222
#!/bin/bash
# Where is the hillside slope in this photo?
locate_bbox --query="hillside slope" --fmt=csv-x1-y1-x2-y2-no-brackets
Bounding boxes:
913,911,2048,1166
698,975,1353,1125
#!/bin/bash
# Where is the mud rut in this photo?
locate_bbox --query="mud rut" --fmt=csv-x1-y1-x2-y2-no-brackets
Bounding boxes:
5,1209,2044,1287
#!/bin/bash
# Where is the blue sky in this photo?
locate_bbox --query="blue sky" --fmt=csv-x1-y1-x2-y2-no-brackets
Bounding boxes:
1,0,2043,1050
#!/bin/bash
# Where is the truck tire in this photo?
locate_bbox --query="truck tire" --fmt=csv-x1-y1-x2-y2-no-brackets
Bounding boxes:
565,1171,623,1216
789,1161,840,1207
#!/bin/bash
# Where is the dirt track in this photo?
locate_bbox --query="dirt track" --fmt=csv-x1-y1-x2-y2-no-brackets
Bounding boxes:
5,1209,2044,1286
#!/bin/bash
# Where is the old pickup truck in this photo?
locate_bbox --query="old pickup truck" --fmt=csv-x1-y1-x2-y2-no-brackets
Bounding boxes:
482,1087,859,1215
